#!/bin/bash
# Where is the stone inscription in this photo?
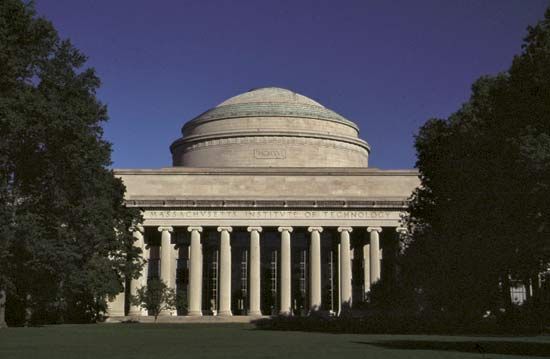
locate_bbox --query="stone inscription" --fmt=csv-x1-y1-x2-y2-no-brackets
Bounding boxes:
254,148,286,159
145,210,396,220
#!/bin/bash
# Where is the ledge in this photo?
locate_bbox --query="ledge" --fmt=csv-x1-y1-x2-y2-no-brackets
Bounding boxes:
123,198,410,209
169,130,371,154
114,167,419,176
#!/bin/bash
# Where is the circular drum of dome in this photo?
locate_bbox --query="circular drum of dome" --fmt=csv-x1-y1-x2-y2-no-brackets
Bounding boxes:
170,87,371,168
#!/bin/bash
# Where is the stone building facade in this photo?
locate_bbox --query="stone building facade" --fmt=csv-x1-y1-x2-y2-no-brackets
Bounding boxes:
107,87,419,318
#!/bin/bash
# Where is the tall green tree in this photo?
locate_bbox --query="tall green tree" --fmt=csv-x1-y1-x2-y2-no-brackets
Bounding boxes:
0,0,142,325
403,7,550,325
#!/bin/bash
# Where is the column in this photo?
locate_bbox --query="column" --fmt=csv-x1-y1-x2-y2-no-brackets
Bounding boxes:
278,226,293,316
248,227,262,316
128,225,144,316
338,227,353,313
308,227,323,312
141,236,150,316
217,226,233,316
107,284,125,317
187,226,203,316
106,250,125,317
158,226,173,316
367,227,382,285
362,242,370,301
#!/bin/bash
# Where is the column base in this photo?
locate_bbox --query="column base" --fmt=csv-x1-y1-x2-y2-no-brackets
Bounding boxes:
127,310,142,317
218,311,233,317
107,310,125,317
248,310,262,317
278,310,291,316
187,310,203,317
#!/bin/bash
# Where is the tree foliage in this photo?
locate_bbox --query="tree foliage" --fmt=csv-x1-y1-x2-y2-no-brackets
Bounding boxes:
131,279,177,321
402,7,550,325
0,0,142,325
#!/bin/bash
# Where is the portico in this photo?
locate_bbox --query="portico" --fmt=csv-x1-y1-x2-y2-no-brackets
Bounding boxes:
110,204,413,318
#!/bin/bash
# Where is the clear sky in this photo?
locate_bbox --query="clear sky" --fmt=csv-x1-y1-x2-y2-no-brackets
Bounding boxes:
35,0,549,169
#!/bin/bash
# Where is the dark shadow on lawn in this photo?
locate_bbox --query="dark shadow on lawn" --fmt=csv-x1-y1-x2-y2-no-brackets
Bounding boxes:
354,340,550,357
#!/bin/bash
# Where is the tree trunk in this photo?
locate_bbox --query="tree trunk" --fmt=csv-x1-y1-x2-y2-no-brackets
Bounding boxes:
0,289,7,328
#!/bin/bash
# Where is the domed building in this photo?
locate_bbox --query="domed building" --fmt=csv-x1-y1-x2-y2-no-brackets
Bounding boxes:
170,87,370,168
109,87,419,319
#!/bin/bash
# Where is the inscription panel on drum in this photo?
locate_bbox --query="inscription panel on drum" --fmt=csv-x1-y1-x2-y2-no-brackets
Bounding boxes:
254,148,286,159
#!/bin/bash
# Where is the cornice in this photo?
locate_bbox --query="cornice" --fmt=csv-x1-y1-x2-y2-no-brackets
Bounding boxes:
169,130,371,154
114,167,419,177
123,198,409,210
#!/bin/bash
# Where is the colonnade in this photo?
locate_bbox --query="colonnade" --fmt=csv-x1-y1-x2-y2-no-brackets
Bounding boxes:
123,225,394,317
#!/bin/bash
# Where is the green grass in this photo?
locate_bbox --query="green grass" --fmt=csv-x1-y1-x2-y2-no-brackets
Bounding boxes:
0,323,549,359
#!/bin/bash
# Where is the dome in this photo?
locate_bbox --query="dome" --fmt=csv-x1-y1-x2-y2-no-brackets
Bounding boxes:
170,87,370,167
217,87,324,107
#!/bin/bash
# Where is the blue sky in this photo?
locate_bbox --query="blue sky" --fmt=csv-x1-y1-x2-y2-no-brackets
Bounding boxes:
35,0,549,169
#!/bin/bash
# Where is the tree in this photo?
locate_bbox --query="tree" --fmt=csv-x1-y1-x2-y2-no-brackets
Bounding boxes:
0,0,142,325
402,7,550,327
131,279,177,321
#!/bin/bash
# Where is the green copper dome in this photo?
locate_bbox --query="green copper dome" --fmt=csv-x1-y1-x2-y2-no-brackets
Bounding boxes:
182,87,358,134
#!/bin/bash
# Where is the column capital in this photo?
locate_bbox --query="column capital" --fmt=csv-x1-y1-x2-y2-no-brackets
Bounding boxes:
187,226,203,233
367,226,382,233
337,226,353,233
130,224,144,233
278,226,293,233
308,226,323,233
217,226,233,233
247,226,263,233
157,226,173,233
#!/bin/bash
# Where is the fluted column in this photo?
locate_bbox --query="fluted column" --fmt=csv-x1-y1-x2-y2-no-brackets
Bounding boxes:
338,227,353,313
129,225,144,316
248,227,262,316
308,227,323,312
106,250,125,317
141,236,151,316
367,227,382,285
157,226,173,316
362,242,370,301
217,226,233,316
278,226,293,315
188,226,203,316
107,283,125,317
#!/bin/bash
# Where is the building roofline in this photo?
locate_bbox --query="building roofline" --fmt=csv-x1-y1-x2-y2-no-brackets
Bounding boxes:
114,167,419,176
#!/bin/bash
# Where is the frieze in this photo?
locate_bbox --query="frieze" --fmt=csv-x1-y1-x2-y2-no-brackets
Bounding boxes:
144,210,400,220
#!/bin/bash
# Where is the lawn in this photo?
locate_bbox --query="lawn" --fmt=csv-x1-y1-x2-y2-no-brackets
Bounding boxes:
0,323,549,359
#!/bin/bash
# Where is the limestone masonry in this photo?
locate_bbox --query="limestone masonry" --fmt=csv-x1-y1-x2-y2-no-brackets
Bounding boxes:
109,87,419,319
